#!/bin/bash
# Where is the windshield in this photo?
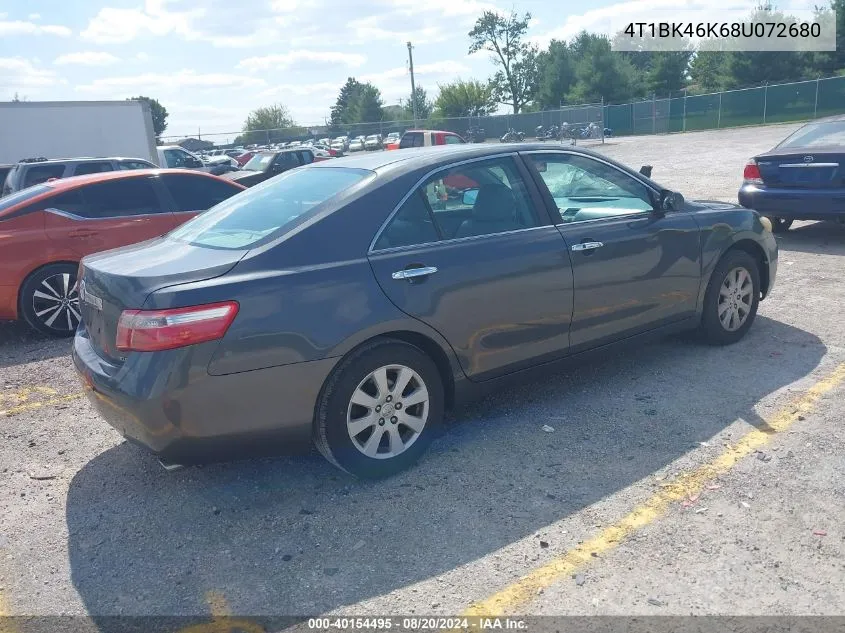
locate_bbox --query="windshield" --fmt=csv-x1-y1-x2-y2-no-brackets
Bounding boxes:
242,153,274,171
776,120,845,149
0,184,51,217
168,167,371,249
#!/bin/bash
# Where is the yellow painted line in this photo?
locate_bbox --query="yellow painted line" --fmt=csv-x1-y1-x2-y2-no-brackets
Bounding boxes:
174,591,264,633
0,592,21,633
464,362,845,617
0,393,82,417
0,386,59,406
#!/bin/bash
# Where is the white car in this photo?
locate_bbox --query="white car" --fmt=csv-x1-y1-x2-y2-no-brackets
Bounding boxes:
364,134,382,150
348,137,365,152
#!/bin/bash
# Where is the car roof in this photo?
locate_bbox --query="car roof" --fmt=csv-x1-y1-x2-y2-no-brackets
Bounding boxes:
309,142,602,172
16,157,153,165
44,168,241,190
403,129,459,134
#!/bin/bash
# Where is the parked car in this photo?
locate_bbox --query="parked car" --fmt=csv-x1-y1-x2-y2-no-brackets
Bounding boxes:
384,132,401,147
312,143,339,157
348,137,365,152
319,137,331,145
203,155,240,175
222,148,323,187
72,144,777,477
0,169,244,336
156,146,205,170
364,134,383,151
386,129,466,150
739,116,845,232
0,164,12,191
2,156,157,196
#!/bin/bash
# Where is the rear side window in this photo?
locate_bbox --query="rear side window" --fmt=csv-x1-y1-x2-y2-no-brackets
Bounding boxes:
373,191,439,250
298,150,313,165
72,161,114,176
79,178,163,218
23,165,66,188
444,134,464,144
400,132,422,149
160,174,242,212
169,167,370,249
43,189,88,216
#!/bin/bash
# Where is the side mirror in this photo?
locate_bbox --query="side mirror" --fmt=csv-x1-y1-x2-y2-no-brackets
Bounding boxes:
659,189,685,211
462,188,479,206
639,165,653,178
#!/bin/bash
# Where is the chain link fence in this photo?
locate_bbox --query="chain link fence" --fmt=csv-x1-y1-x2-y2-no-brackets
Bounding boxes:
161,75,845,148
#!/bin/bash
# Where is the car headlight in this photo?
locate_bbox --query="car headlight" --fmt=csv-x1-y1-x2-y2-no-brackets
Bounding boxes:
759,216,773,232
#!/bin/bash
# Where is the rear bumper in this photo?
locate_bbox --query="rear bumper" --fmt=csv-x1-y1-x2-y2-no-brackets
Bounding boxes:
738,184,845,220
72,326,338,464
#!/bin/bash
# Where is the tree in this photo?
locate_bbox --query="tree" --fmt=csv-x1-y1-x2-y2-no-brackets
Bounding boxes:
242,103,295,144
330,77,362,125
130,96,168,139
805,0,844,76
688,49,728,92
401,87,432,120
433,79,497,117
330,78,384,124
382,105,406,121
535,40,575,109
468,10,539,113
567,32,639,104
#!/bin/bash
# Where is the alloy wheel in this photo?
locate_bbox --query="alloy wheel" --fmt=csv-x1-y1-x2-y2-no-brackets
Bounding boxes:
31,273,80,333
346,364,429,459
718,266,753,332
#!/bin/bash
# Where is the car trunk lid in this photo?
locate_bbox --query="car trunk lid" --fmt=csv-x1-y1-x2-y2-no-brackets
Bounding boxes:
79,237,246,362
756,150,845,188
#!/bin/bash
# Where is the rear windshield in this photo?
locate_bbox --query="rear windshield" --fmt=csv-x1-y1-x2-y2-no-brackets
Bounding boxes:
243,153,274,171
776,120,845,149
0,184,51,217
167,167,371,249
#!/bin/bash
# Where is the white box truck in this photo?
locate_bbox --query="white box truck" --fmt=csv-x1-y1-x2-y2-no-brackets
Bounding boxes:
0,100,159,166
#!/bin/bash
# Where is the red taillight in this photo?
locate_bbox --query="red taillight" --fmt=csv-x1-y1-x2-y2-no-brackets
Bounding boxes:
116,301,238,352
743,160,763,184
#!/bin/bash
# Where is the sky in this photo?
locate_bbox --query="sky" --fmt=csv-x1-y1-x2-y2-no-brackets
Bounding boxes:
0,0,822,143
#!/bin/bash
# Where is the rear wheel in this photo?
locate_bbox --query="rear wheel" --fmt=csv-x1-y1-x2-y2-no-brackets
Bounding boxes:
20,263,81,337
766,216,794,233
314,339,444,478
699,250,760,345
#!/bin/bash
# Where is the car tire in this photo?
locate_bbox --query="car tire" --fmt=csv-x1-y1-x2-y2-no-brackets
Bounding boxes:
767,217,794,233
699,250,760,346
19,263,81,338
314,339,444,478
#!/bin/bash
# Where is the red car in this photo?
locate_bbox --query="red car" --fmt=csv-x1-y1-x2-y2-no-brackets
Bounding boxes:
235,151,256,166
385,129,466,150
0,169,244,336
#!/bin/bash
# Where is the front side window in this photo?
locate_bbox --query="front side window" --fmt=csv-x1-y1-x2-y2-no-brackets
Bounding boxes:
374,156,539,249
79,178,163,218
444,134,464,144
164,149,196,168
525,154,653,224
168,167,371,249
118,160,155,170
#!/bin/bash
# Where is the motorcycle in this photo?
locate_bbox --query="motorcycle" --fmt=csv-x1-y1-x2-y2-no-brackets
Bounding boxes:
465,126,486,143
500,128,525,143
535,125,559,141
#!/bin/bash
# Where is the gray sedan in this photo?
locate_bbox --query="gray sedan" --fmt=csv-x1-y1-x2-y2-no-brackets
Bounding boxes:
73,144,777,478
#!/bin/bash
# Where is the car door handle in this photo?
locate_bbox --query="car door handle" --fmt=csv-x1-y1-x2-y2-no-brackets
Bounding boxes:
68,229,97,237
392,266,438,280
571,241,604,252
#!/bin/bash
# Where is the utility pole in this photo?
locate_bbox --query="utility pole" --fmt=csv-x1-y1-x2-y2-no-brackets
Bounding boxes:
407,41,418,126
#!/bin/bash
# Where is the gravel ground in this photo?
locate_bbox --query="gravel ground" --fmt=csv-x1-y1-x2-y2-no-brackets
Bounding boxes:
1,122,844,627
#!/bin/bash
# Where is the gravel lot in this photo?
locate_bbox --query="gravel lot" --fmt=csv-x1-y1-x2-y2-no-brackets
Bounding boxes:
2,122,845,628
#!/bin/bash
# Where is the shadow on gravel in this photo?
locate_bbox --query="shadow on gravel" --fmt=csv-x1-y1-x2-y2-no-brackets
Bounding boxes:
66,316,825,627
0,320,72,369
775,221,845,256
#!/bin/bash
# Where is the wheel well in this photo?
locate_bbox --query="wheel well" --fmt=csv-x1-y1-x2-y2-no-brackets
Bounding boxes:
354,331,456,409
18,261,79,313
727,240,769,297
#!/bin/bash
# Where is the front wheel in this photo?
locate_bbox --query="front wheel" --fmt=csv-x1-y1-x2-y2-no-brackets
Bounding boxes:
699,250,760,345
767,216,794,233
19,263,80,337
314,339,444,478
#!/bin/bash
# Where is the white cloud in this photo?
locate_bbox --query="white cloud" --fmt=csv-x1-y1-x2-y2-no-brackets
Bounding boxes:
75,70,266,95
238,50,367,72
28,13,41,20
81,0,203,44
360,60,471,83
269,0,299,12
0,58,63,98
0,19,71,37
54,51,121,66
258,82,339,99
388,0,497,17
135,52,151,62
348,15,448,45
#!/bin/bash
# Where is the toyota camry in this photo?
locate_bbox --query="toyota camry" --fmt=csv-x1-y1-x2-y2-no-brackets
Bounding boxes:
73,144,777,478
